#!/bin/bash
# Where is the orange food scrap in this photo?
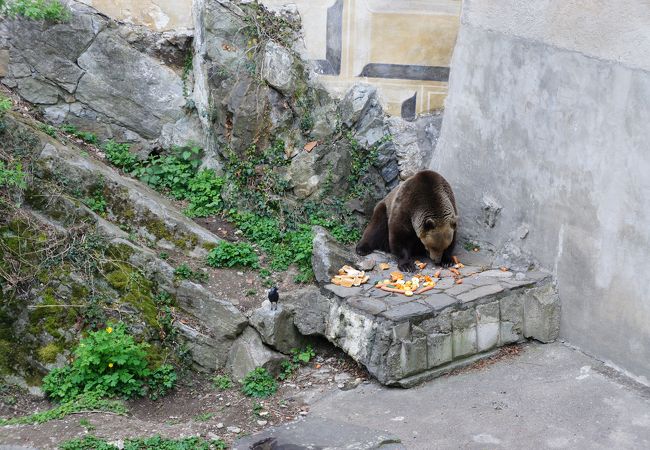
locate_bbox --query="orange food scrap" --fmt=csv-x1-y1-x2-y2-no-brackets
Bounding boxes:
415,260,427,270
379,262,391,270
424,275,433,282
450,268,461,276
390,271,404,281
455,279,463,284
434,270,441,278
303,141,318,152
416,285,436,294
500,266,509,272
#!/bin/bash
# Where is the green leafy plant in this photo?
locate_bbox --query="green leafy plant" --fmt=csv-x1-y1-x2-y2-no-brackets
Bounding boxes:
146,364,177,400
206,241,259,269
0,94,11,116
83,190,107,216
1,0,70,22
61,124,98,144
59,435,227,450
41,323,176,402
173,263,207,282
241,367,278,398
184,169,224,218
0,391,127,426
463,241,480,252
132,145,202,199
103,140,138,171
212,374,232,391
79,418,95,432
292,345,315,364
278,346,316,380
0,161,27,189
38,123,57,136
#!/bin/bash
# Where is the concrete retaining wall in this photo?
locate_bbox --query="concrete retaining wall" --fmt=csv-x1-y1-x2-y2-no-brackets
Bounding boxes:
434,0,650,381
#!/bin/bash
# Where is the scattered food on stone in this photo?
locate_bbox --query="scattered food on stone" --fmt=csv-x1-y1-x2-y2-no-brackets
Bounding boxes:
331,265,370,287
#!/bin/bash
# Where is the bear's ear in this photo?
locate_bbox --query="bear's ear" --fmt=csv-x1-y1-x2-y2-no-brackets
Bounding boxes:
424,218,435,230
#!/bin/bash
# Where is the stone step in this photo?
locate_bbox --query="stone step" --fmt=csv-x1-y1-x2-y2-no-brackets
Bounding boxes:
285,263,559,387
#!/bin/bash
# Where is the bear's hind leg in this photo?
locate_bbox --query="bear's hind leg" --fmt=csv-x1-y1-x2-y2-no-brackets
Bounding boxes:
356,201,389,256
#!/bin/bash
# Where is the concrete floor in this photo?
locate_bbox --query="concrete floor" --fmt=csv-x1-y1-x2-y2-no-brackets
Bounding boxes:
237,342,650,449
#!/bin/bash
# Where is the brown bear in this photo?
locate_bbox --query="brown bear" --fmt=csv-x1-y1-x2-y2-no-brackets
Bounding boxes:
356,170,457,272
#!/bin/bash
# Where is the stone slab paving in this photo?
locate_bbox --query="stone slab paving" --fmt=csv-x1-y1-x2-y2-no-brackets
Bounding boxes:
309,258,559,387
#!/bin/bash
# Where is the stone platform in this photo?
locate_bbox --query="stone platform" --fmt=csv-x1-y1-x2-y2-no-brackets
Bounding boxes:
283,256,560,387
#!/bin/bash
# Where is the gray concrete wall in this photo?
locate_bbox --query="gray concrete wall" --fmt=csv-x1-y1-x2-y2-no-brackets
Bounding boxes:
433,0,650,382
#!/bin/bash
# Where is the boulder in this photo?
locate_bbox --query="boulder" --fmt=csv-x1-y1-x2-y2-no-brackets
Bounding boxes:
226,327,287,381
249,301,305,354
311,226,359,285
281,286,332,336
262,41,297,96
340,84,379,128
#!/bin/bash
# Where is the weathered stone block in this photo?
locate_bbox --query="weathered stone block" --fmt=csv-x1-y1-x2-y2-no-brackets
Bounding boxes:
346,296,388,315
446,283,473,296
417,293,457,311
326,302,377,363
499,292,524,345
325,284,363,298
427,333,453,368
476,301,500,351
381,301,431,321
261,41,296,96
249,302,304,354
523,284,560,343
282,286,331,336
452,308,477,358
457,284,504,303
420,309,452,334
400,336,428,377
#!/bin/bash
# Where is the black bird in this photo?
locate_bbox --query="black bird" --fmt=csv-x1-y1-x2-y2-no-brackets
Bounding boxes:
268,286,279,311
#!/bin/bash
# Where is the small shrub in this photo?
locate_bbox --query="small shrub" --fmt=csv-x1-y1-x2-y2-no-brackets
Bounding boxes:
194,412,214,422
83,190,107,216
241,367,277,398
103,140,138,171
1,0,70,22
0,161,27,189
0,95,11,115
212,374,232,390
146,364,177,400
184,169,224,218
41,323,176,402
291,345,315,364
173,263,207,282
206,241,259,269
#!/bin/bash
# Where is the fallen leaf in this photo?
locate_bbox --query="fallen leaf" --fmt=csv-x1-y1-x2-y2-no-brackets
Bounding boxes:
304,141,318,152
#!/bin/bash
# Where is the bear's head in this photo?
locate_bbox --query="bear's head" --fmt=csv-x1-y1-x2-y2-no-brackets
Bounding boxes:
419,216,457,263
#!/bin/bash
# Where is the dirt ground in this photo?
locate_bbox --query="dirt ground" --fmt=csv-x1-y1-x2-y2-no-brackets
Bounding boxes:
0,343,369,449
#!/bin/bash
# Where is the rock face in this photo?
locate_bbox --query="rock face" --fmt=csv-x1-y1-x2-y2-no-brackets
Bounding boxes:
311,226,359,284
249,301,305,354
226,327,287,381
0,1,201,150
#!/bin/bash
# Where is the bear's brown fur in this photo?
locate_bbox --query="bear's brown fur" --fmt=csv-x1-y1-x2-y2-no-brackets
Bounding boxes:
356,170,457,272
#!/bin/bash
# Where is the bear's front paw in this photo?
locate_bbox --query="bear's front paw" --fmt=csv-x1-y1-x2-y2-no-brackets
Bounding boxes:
355,243,372,256
440,254,454,267
398,260,416,273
